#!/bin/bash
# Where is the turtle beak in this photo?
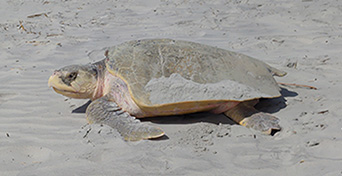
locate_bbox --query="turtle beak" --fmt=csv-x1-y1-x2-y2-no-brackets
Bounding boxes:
48,71,76,92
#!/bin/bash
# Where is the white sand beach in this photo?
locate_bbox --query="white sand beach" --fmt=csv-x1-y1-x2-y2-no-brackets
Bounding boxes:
0,0,341,175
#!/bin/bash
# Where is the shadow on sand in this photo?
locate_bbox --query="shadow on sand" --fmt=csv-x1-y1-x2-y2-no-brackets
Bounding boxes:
72,87,297,126
143,87,297,125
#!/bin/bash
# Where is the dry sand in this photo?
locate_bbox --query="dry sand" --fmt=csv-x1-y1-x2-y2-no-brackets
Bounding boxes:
1,0,342,175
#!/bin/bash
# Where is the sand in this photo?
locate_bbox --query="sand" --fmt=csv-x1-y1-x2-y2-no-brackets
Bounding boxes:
146,73,271,104
1,0,342,175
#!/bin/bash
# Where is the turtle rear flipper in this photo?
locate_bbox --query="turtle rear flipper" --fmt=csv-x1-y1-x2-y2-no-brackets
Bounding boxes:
86,95,165,141
224,101,281,135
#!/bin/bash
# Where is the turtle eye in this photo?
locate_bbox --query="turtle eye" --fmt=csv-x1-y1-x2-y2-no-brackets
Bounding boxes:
68,72,78,80
92,67,98,76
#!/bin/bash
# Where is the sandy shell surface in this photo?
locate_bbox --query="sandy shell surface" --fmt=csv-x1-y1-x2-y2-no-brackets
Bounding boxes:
0,0,341,175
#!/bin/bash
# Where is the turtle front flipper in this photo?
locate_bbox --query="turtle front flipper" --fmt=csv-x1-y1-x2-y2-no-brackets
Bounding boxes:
86,95,165,141
224,100,281,135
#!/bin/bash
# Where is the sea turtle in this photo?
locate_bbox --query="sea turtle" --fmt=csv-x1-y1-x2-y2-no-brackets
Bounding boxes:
48,39,286,141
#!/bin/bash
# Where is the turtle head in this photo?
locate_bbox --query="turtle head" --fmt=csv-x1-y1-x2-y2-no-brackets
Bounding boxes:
48,61,105,100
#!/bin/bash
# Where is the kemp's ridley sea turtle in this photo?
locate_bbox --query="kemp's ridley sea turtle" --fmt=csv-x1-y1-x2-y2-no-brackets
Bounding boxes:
48,39,286,141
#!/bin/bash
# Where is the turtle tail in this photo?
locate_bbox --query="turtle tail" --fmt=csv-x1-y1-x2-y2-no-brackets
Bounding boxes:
266,65,287,77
